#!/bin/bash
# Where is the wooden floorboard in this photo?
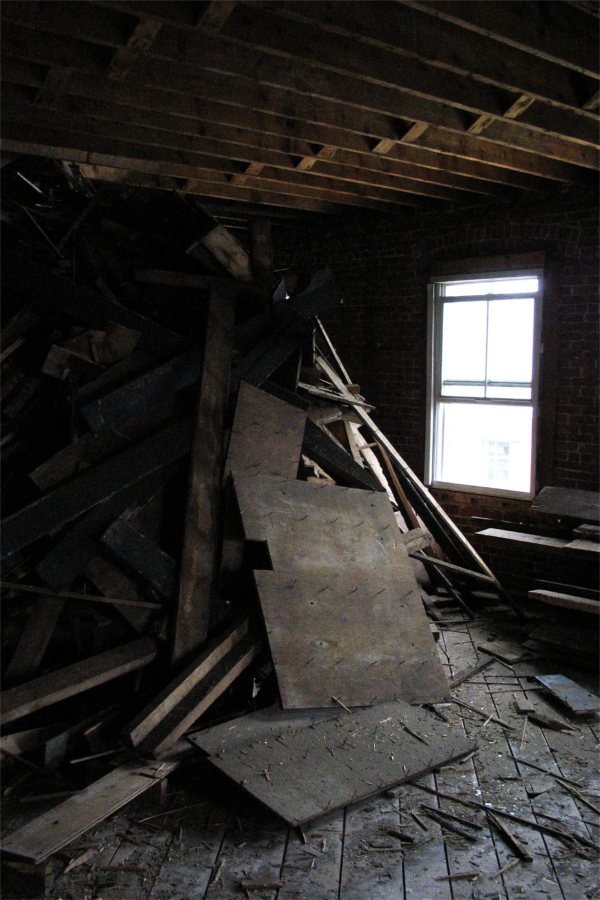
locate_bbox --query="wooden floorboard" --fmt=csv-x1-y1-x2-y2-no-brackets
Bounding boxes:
4,615,597,899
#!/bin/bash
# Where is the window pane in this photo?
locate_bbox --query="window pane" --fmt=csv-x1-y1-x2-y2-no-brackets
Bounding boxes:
441,383,487,398
486,298,534,391
434,402,533,493
486,386,532,400
441,301,486,396
444,276,539,297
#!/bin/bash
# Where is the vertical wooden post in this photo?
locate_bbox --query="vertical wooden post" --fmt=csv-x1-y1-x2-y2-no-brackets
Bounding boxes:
249,218,273,295
171,282,236,663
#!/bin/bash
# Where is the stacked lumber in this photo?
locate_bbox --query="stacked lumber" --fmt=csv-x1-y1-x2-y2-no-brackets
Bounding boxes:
1,162,487,861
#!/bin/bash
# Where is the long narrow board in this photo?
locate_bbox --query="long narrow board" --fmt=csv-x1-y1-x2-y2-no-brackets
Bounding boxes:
235,475,448,708
0,760,178,864
532,487,600,523
535,674,600,716
1,637,157,726
528,588,600,615
226,381,306,479
191,700,475,826
101,518,176,598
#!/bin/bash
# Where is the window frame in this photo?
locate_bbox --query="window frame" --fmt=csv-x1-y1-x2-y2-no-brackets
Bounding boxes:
425,267,544,500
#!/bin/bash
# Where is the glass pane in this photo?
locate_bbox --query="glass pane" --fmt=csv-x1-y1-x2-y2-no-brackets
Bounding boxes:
444,276,539,297
486,386,532,400
486,298,534,391
441,301,486,396
441,383,486,398
434,402,533,493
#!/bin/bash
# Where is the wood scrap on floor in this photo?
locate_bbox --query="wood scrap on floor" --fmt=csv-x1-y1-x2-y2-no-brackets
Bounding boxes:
534,674,600,716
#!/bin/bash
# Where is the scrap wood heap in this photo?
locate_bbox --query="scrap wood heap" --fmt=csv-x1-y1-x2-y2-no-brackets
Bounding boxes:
0,159,512,867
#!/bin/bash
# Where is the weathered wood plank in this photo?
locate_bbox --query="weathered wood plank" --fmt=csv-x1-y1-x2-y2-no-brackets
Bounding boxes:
476,527,600,557
534,674,600,716
171,283,235,662
3,597,64,686
1,637,158,726
101,518,176,598
0,760,178,864
532,486,600,522
2,419,191,560
528,588,600,615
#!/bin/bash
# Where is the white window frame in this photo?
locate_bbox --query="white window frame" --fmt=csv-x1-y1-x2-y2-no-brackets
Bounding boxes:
425,267,543,500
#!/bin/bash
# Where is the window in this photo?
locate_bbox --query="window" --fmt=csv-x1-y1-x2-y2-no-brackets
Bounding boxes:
426,271,542,498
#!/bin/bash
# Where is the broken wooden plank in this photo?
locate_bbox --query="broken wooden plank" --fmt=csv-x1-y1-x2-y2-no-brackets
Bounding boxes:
303,419,383,492
476,640,529,665
534,675,600,716
191,700,475,826
531,486,600,522
0,759,178,864
0,637,158,726
486,810,533,861
225,382,306,479
3,597,64,686
41,344,99,382
101,518,176,598
235,474,448,708
190,223,252,283
409,552,495,584
137,638,261,757
448,656,495,689
127,620,250,747
2,418,192,560
172,282,235,662
528,588,600,615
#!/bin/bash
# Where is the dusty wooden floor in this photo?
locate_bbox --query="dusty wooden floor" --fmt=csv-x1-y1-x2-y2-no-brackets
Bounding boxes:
3,615,599,900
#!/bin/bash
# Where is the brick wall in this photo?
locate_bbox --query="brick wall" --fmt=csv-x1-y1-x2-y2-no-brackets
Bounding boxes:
274,186,599,532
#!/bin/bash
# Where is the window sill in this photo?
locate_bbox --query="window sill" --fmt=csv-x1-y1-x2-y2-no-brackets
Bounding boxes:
428,480,535,501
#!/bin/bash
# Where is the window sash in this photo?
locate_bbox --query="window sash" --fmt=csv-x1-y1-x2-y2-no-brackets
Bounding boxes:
426,271,542,498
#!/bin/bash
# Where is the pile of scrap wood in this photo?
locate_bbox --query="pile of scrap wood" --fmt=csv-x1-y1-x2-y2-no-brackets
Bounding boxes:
1,160,499,865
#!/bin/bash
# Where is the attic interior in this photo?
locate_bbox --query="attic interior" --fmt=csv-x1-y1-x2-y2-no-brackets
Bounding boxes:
1,1,599,898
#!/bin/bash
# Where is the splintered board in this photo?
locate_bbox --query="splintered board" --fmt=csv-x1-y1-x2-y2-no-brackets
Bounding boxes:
234,475,448,708
535,675,600,716
226,382,306,479
189,700,475,826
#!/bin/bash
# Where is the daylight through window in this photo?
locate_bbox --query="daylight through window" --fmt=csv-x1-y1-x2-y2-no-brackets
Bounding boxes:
426,273,542,497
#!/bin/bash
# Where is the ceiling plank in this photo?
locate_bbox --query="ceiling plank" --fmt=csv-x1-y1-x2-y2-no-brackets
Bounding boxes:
2,10,598,163
195,1,238,33
2,54,591,190
405,1,599,78
257,0,597,114
105,16,162,80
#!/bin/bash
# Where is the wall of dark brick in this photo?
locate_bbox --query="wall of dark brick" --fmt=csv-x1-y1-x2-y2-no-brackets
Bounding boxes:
274,186,599,534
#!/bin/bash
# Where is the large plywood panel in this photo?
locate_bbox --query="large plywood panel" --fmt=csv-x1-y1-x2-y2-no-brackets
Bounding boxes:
235,475,448,708
226,382,306,479
190,700,475,826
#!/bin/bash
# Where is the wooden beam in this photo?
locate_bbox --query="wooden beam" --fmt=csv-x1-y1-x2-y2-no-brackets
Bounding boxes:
0,581,162,610
264,1,598,113
1,637,158,726
528,589,600,616
2,16,597,163
3,598,64,686
2,59,590,188
171,282,236,663
196,223,253,282
406,0,600,78
106,17,162,79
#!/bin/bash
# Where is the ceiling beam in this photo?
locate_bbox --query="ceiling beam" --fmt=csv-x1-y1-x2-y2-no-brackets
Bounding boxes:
2,11,598,165
404,1,599,79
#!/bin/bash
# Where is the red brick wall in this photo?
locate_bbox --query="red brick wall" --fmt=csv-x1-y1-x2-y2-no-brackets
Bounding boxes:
274,187,599,528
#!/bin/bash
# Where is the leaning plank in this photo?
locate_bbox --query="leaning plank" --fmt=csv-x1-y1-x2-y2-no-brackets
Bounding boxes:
0,759,178,865
3,597,64,686
137,638,261,757
172,283,235,662
191,700,475,826
101,518,176,598
532,486,600,522
534,674,600,716
1,418,192,560
0,637,157,726
409,552,495,584
127,619,250,747
303,419,383,492
80,349,202,433
528,588,600,616
226,382,306,479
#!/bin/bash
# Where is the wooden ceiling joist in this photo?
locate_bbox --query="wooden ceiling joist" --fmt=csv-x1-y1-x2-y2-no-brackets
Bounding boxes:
0,0,598,214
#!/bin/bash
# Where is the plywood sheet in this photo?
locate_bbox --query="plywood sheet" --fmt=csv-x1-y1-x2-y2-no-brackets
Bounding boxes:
235,475,448,708
190,700,475,826
226,382,306,479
